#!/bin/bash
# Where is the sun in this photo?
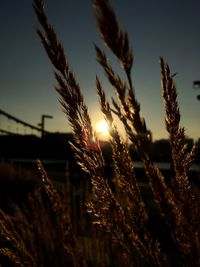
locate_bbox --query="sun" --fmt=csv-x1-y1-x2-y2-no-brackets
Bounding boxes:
95,119,109,139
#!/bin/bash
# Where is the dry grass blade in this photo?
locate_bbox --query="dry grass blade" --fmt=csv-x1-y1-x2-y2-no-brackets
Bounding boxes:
93,0,150,145
95,40,150,149
96,77,147,226
160,57,200,264
37,160,86,267
33,0,93,152
160,57,198,196
92,0,133,76
33,1,109,190
37,160,64,215
95,45,132,118
96,77,167,266
0,210,36,267
0,248,26,267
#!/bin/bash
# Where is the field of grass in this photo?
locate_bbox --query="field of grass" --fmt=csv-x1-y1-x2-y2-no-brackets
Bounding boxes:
0,0,200,266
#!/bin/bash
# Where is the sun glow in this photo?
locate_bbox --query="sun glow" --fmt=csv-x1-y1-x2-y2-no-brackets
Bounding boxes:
95,119,109,140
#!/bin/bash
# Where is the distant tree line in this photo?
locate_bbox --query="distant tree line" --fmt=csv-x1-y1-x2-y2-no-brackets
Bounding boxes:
0,133,199,163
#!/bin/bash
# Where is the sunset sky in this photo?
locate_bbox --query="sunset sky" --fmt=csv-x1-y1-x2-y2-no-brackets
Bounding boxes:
0,0,200,141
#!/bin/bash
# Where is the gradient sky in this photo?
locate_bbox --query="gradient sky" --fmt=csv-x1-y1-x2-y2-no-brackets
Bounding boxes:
0,0,200,141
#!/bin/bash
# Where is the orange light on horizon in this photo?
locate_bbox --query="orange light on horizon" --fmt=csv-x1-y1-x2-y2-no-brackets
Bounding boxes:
94,119,110,140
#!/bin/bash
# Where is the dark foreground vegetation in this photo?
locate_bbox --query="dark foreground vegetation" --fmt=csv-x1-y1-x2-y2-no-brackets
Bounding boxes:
0,0,200,266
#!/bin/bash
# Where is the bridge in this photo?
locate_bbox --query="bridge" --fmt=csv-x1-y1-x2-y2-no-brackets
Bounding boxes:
0,109,53,137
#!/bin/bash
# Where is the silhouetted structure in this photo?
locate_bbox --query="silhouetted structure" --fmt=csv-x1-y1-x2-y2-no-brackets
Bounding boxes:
0,109,52,136
193,80,200,100
38,114,53,137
